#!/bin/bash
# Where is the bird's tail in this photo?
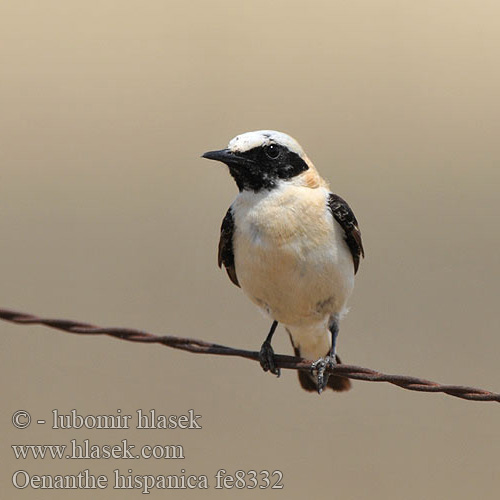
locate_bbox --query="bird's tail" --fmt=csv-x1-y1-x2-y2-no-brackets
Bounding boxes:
286,326,351,393
296,354,351,393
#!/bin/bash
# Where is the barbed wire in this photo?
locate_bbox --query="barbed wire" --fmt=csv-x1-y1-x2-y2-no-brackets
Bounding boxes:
1,307,498,403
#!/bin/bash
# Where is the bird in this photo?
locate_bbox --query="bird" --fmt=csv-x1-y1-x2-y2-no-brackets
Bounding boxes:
202,130,364,393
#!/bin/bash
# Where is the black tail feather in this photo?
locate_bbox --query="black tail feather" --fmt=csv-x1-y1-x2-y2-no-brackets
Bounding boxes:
297,354,352,393
286,328,351,393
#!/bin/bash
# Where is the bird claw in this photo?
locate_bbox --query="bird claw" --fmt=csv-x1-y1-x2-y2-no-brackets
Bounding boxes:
310,355,337,394
259,341,281,377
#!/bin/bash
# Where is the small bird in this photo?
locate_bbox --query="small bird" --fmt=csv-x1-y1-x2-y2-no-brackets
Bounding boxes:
203,130,364,393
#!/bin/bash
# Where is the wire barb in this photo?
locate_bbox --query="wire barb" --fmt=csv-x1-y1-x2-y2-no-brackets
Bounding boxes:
1,307,498,403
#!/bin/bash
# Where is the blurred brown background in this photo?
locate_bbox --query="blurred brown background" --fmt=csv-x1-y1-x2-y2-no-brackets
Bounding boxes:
1,1,498,498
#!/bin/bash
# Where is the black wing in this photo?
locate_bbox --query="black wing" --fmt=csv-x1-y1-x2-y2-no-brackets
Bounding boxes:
328,193,364,274
218,208,240,287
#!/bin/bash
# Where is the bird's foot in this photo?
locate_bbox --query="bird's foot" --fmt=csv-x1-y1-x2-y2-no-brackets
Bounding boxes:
310,355,337,394
259,341,281,377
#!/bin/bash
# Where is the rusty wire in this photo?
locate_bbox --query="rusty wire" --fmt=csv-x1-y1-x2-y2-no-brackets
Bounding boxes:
1,307,498,403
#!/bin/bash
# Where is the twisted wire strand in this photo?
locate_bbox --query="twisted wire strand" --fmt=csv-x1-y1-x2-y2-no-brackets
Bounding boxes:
1,307,498,403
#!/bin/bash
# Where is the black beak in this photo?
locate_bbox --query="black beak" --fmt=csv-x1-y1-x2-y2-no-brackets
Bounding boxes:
202,148,233,163
202,149,251,166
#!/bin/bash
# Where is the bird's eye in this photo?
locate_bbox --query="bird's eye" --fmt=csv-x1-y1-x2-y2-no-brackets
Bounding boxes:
264,144,280,159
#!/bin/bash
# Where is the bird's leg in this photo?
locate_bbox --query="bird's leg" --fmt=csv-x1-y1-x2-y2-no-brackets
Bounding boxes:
259,320,280,377
310,318,339,394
